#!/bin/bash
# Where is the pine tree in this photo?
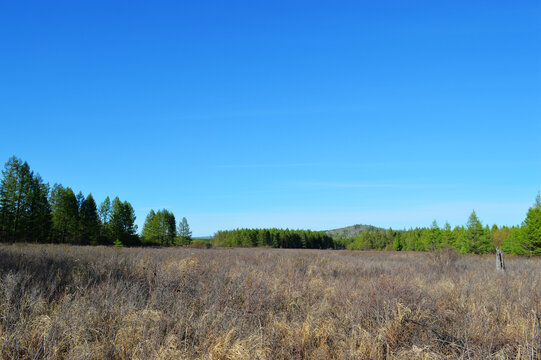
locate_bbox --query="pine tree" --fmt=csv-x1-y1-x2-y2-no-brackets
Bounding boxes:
0,157,54,242
441,222,453,248
424,220,441,250
455,226,470,253
501,226,523,254
142,209,177,245
76,191,85,211
98,196,111,225
110,197,138,246
517,192,541,255
50,185,79,243
142,209,158,245
466,210,492,254
98,196,112,243
393,232,402,251
80,194,100,244
165,211,177,245
0,157,34,241
178,217,192,244
27,174,52,242
0,158,18,242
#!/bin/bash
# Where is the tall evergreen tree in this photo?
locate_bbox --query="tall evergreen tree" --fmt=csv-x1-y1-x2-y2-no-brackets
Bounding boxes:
165,211,177,245
98,196,112,242
142,209,158,244
0,157,39,242
178,217,192,244
76,191,85,211
110,197,138,245
98,196,111,225
142,209,177,245
466,210,492,254
441,222,453,248
80,194,100,245
516,192,541,255
393,231,402,251
423,220,441,250
27,174,52,242
50,185,79,243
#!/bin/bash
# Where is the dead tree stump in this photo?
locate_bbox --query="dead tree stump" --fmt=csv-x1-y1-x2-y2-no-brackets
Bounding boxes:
496,248,505,271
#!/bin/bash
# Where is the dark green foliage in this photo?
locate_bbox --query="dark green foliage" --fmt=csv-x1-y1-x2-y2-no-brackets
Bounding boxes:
79,194,100,245
518,193,541,255
0,156,143,246
142,209,157,243
213,228,334,249
465,211,493,254
1,156,540,254
0,156,45,242
50,185,79,243
423,221,441,251
27,175,52,242
98,196,112,243
441,222,454,248
110,197,138,246
392,231,402,251
502,193,541,255
98,196,111,225
177,216,192,244
141,209,177,245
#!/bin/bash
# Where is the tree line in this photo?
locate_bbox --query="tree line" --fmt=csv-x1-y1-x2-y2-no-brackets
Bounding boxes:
334,199,541,255
0,156,191,246
213,228,334,249
1,155,539,254
214,198,541,255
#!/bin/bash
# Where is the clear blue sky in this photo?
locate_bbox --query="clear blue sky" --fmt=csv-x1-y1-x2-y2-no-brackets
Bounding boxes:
1,1,540,236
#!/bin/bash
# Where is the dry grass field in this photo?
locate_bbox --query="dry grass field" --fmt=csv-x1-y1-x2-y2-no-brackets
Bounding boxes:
0,245,539,359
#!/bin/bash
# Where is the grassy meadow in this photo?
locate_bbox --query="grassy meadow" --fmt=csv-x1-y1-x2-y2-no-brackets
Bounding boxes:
0,245,539,359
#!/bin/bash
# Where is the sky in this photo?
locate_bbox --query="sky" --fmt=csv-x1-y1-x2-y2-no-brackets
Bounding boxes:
1,1,540,236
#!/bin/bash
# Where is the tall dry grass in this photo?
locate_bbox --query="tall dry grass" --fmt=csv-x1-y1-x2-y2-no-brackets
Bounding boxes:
0,244,539,359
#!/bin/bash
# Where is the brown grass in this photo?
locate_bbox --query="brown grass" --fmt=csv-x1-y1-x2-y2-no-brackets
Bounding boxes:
0,245,539,359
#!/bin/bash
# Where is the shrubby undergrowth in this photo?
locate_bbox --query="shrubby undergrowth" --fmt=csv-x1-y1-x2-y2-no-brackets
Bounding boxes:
0,245,539,359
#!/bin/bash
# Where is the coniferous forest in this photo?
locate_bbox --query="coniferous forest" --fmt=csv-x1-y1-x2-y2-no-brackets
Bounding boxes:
1,155,540,255
0,156,191,247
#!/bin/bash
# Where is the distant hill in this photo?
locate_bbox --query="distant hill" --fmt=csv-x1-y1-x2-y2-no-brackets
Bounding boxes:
325,224,382,238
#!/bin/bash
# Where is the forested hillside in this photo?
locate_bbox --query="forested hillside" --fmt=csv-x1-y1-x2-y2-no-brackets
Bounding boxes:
325,224,381,238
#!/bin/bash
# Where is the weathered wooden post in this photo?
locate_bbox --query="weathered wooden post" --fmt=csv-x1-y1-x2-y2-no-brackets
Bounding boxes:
496,248,505,271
